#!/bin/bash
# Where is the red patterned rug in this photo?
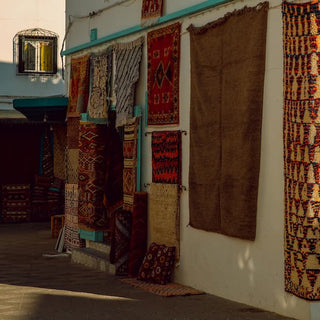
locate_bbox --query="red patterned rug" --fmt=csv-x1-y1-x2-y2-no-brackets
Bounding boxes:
123,117,139,212
67,54,90,116
141,0,163,26
120,278,204,297
128,192,148,277
78,122,108,230
147,22,181,126
152,130,181,184
1,184,31,223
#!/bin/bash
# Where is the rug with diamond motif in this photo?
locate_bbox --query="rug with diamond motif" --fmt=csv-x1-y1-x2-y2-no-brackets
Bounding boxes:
147,22,180,126
78,122,108,230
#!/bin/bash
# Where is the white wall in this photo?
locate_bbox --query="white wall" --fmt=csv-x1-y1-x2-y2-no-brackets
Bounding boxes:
65,0,316,319
0,0,65,110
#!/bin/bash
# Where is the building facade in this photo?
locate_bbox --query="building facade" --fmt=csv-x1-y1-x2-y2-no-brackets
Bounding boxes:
0,0,65,112
63,0,320,319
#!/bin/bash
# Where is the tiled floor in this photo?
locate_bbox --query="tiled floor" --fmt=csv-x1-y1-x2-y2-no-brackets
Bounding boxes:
0,222,295,320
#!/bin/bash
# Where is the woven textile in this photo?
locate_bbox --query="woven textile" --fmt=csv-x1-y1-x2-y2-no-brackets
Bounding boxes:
152,130,181,184
64,184,85,250
53,124,67,181
138,242,175,284
40,127,54,181
114,37,144,128
128,192,148,277
31,174,51,222
67,116,80,149
147,22,180,126
78,122,108,230
120,278,204,297
283,0,320,300
148,183,180,260
47,177,64,217
87,49,113,123
188,3,268,241
66,149,79,184
123,117,139,212
141,0,163,26
51,214,65,238
114,210,132,276
137,242,160,282
1,184,31,223
104,111,124,216
67,54,90,116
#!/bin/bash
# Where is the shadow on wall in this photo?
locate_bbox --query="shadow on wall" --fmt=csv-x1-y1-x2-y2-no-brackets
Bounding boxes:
0,61,65,96
235,243,306,317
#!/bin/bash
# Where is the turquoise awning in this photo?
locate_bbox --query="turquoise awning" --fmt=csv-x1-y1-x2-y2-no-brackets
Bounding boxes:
13,97,68,122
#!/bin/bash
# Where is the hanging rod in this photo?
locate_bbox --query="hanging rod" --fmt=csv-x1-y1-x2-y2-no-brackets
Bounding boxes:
144,130,187,136
61,0,232,56
144,183,187,191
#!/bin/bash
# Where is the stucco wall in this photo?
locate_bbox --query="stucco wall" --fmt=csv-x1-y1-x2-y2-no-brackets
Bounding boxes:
0,0,65,110
64,0,316,319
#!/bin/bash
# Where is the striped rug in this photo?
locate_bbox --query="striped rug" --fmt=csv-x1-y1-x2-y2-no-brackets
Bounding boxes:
114,37,144,128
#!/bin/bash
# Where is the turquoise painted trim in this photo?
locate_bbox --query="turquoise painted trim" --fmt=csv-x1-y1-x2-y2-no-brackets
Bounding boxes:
13,97,68,108
79,229,104,242
134,106,142,192
158,0,231,23
90,28,98,41
62,24,146,55
62,0,232,56
81,113,88,121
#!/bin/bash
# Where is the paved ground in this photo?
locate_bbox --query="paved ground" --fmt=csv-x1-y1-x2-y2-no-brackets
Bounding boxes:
0,222,296,320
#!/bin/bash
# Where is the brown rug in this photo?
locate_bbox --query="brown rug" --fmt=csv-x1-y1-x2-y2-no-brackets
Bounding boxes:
188,2,268,241
120,278,204,297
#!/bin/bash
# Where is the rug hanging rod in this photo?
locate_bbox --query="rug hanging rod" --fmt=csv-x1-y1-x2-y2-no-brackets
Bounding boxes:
144,130,187,136
62,0,232,56
144,183,187,191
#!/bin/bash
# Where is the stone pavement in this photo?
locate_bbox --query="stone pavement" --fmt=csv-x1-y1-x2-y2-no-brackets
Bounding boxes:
0,222,295,320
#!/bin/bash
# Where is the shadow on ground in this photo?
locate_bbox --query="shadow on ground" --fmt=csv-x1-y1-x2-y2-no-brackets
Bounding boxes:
0,223,295,320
